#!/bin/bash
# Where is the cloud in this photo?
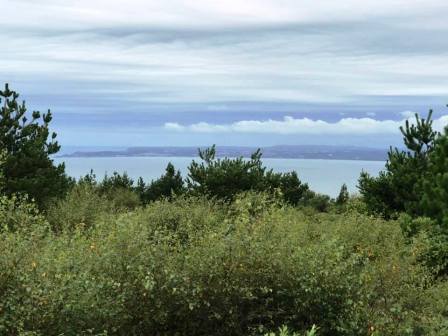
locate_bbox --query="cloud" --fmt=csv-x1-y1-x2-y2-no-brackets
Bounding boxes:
2,0,448,147
165,115,448,135
399,110,418,118
2,0,448,107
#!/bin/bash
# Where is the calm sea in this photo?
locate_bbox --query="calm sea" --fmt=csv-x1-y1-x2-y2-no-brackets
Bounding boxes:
54,157,385,197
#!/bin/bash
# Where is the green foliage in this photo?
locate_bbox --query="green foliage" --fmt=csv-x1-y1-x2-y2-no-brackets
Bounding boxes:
358,107,448,275
99,171,134,193
358,111,438,218
0,84,71,208
0,194,47,233
141,163,185,203
96,171,141,209
335,183,349,206
187,145,266,200
264,170,309,206
420,123,448,229
265,325,318,336
187,145,308,205
1,194,446,335
301,190,332,212
0,150,6,192
45,184,114,232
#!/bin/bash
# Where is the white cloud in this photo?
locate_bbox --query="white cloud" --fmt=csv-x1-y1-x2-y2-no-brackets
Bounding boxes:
1,0,448,126
399,110,418,118
165,115,448,135
3,0,447,29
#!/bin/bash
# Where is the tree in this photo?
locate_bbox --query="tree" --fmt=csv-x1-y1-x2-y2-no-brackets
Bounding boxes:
420,112,448,229
264,170,309,206
143,163,185,203
99,171,134,193
0,150,5,192
0,84,70,207
187,145,267,201
358,111,438,218
336,183,349,206
187,145,308,204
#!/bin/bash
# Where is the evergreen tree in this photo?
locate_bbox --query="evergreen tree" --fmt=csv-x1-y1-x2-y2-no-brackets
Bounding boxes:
0,84,70,207
0,150,5,192
135,176,147,201
264,170,309,206
336,183,349,205
143,163,185,202
99,171,134,193
358,111,438,218
187,145,267,201
420,111,448,229
187,145,308,204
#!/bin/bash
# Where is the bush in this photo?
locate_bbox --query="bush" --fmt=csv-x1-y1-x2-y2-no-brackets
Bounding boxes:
1,194,446,335
0,194,47,233
45,184,114,232
300,190,332,212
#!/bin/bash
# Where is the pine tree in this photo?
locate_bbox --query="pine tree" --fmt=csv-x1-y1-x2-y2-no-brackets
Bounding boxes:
187,145,308,204
336,183,349,205
420,106,448,229
143,163,185,202
0,84,70,207
0,150,5,192
358,110,438,218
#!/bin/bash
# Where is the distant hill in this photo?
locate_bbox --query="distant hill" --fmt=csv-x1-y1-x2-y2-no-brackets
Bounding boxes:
60,145,387,161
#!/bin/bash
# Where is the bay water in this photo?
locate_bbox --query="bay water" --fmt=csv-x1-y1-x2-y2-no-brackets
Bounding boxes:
54,157,385,197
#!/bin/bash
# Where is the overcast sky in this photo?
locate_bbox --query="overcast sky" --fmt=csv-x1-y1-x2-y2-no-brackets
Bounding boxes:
1,0,448,148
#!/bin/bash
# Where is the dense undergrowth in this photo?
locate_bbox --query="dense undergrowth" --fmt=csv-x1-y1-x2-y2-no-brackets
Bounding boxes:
2,85,448,335
1,191,448,336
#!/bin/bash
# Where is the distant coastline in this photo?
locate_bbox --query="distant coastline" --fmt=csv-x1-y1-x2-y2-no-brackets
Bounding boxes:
59,145,388,161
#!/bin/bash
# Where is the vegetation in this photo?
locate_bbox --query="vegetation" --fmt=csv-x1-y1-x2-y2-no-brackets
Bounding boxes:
187,145,309,205
1,85,448,335
0,84,71,208
140,163,185,203
358,111,438,219
1,194,448,335
359,107,448,276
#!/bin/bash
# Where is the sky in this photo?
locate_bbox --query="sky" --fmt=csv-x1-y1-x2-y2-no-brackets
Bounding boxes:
1,0,448,149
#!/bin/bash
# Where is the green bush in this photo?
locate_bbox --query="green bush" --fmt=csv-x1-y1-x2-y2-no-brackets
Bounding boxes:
300,190,332,212
0,194,47,233
1,193,447,335
45,184,114,232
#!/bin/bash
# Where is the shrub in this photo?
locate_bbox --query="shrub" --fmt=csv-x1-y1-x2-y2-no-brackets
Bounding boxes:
1,194,446,335
45,184,114,232
0,194,47,233
300,190,332,212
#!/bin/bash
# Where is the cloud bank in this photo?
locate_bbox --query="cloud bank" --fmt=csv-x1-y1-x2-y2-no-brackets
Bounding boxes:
165,114,448,135
2,0,448,146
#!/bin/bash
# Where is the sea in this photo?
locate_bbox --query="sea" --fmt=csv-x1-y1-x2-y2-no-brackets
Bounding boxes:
54,157,385,197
